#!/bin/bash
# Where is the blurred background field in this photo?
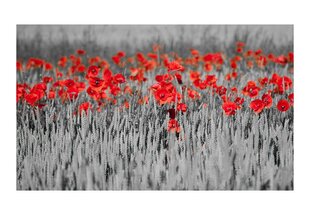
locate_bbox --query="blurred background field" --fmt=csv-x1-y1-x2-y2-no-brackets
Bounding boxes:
17,25,293,60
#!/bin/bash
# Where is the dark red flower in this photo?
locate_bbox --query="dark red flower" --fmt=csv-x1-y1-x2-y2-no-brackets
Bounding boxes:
167,108,176,119
76,49,86,55
234,97,244,109
262,93,273,108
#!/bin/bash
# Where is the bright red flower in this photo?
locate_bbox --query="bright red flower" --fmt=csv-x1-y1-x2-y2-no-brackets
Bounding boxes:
204,62,213,72
87,87,100,101
48,90,55,99
58,56,67,68
154,88,170,105
190,71,200,81
277,99,290,112
167,119,181,133
187,88,200,100
249,99,265,114
87,65,100,78
64,79,75,88
288,93,294,106
114,73,126,84
112,55,121,65
288,52,294,63
167,61,184,72
44,62,53,71
230,60,237,70
103,68,113,82
89,77,105,90
177,103,187,112
79,102,91,114
17,61,23,71
222,101,238,116
275,55,288,65
24,93,39,106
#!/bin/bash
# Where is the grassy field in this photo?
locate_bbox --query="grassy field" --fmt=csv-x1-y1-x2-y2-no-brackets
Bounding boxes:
16,27,293,190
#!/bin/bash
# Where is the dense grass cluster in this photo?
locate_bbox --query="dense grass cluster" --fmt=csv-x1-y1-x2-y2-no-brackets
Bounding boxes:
17,99,293,190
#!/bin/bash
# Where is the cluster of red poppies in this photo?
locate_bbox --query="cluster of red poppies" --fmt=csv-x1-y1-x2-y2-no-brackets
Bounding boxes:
16,42,293,133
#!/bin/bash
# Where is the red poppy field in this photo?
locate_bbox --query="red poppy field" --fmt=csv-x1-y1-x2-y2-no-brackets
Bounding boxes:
16,34,293,190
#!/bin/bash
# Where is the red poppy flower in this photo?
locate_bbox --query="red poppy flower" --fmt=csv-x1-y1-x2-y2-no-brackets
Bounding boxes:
58,56,67,68
103,68,113,82
87,87,100,101
258,77,269,87
44,62,53,71
43,76,53,84
275,55,288,65
242,81,260,98
136,52,147,64
76,49,86,55
288,93,294,106
64,79,75,88
288,52,294,63
231,71,238,79
154,88,170,105
110,85,121,96
24,93,39,106
114,73,126,84
234,97,244,109
187,88,200,100
230,60,237,70
262,93,273,108
222,101,238,116
77,64,86,73
249,99,265,114
205,75,217,86
117,51,126,58
204,62,213,72
48,90,55,99
17,61,23,71
87,65,100,78
167,61,184,72
277,99,290,112
177,103,187,113
167,119,181,133
216,85,227,97
67,86,79,100
89,77,105,90
112,55,121,65
79,102,91,113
